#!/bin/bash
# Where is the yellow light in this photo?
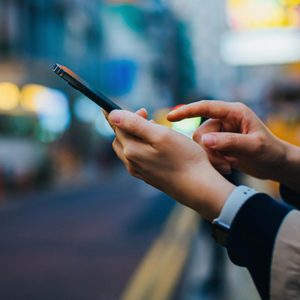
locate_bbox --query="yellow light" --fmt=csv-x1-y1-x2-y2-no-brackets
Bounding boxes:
21,84,46,112
0,82,20,111
228,0,300,30
153,108,173,128
280,0,300,6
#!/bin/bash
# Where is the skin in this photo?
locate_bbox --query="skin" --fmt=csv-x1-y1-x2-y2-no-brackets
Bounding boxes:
168,100,300,193
108,109,235,221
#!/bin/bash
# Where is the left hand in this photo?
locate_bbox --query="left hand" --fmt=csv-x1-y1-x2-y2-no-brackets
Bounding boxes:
167,100,288,181
108,109,235,221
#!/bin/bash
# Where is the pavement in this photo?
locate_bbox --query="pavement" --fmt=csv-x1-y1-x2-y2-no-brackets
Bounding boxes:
0,166,262,300
0,168,174,300
178,221,260,300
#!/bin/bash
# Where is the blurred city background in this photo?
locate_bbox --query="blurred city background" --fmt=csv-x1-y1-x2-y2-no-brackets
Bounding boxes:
0,0,300,299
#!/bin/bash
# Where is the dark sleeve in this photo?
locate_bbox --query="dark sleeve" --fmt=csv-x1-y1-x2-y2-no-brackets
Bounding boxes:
280,184,300,209
226,194,293,300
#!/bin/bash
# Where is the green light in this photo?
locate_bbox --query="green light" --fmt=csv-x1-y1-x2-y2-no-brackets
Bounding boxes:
172,117,201,135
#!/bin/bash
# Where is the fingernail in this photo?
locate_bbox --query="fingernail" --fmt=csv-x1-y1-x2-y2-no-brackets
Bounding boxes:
202,134,216,147
109,110,122,125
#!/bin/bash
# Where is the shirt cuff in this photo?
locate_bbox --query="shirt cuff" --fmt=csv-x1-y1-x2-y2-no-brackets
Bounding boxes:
213,185,257,227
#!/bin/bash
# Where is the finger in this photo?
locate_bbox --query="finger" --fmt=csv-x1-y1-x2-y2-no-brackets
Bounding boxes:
103,109,110,124
167,100,237,122
109,110,157,142
103,109,109,119
192,120,232,174
223,155,240,168
207,151,232,174
135,108,148,119
193,119,222,144
103,109,116,131
105,108,148,131
112,138,145,179
114,127,151,162
216,165,232,175
112,138,127,164
114,127,134,149
201,132,257,154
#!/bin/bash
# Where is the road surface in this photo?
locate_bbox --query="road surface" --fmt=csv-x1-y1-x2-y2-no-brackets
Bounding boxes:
0,168,174,300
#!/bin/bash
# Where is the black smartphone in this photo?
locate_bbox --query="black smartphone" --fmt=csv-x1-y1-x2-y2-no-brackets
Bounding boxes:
52,64,122,113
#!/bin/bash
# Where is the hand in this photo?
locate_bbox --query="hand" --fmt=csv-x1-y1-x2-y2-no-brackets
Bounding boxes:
103,108,148,130
167,100,291,182
109,109,235,221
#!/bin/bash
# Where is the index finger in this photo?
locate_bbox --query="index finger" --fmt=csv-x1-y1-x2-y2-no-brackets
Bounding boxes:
167,100,236,121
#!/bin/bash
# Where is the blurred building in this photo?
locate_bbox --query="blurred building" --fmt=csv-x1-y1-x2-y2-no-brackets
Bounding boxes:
0,0,193,106
0,0,199,194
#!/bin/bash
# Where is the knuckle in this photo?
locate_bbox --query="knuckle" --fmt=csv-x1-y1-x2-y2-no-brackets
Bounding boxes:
123,146,132,161
255,133,266,152
235,102,249,113
225,134,238,147
112,139,118,150
160,128,170,140
153,127,170,145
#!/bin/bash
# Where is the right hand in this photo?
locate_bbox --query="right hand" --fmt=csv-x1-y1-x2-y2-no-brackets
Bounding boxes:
167,100,288,181
108,109,235,221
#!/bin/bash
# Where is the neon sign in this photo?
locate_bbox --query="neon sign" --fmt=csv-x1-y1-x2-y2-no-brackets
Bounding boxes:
228,0,300,30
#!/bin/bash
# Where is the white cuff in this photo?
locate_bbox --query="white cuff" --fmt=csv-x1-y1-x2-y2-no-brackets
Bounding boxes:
213,185,257,227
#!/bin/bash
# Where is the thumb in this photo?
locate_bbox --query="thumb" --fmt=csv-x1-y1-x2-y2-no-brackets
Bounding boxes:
201,132,256,154
109,110,155,142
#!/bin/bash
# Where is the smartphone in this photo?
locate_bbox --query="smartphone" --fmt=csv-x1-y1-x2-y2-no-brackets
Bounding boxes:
52,64,122,113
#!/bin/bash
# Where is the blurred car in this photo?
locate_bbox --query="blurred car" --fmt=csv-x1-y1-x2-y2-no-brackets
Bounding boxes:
0,111,52,195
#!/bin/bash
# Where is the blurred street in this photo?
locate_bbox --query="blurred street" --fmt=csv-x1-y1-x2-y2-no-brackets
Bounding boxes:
0,167,174,300
1,0,300,299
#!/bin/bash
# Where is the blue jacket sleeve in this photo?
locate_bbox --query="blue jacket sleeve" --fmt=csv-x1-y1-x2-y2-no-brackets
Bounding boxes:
280,184,300,209
226,194,293,300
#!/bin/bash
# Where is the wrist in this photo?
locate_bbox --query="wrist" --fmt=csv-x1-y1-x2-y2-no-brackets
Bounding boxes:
277,141,300,193
193,165,236,221
264,136,289,181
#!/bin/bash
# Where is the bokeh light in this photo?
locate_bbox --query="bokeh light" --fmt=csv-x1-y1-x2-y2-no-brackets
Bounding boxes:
172,117,201,137
170,105,201,137
74,96,100,123
21,84,46,112
94,112,115,138
35,88,71,135
0,82,20,111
